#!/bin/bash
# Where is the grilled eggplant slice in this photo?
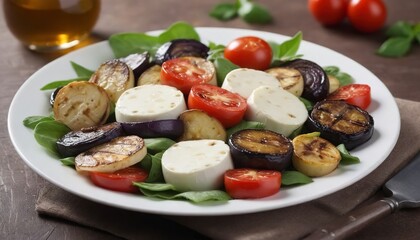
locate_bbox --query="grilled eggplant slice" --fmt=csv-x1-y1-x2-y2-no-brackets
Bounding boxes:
282,59,329,102
75,135,147,173
306,100,374,150
228,129,293,171
154,39,210,65
292,132,341,177
119,52,151,80
53,81,111,131
56,122,123,158
121,119,184,140
265,67,304,96
89,59,135,103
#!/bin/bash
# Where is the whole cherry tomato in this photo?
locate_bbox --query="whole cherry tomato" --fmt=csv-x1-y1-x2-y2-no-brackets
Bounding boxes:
347,0,387,33
308,0,349,26
224,36,272,71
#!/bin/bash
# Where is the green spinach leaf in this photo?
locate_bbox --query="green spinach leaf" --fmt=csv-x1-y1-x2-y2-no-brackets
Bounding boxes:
70,61,94,77
209,3,239,21
337,144,360,165
213,57,239,86
23,116,54,129
282,171,313,186
34,121,70,156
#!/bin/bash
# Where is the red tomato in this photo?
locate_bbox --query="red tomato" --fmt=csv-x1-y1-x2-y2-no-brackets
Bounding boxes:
224,36,272,70
347,0,387,33
160,57,216,95
188,84,247,128
308,0,349,26
89,166,148,193
224,169,281,199
327,84,371,110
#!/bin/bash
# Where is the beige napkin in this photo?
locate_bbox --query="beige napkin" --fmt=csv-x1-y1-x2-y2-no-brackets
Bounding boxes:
36,98,420,240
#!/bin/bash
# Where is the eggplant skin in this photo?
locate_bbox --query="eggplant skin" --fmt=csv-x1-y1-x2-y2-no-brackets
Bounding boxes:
282,59,329,102
228,129,293,171
154,39,210,65
121,119,184,140
306,100,374,150
56,122,124,157
119,52,151,80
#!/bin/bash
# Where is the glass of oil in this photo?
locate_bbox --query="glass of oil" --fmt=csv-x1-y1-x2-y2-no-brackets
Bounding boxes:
3,0,101,52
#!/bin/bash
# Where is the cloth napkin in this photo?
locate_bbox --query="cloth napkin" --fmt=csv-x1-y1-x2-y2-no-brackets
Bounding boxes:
36,98,420,240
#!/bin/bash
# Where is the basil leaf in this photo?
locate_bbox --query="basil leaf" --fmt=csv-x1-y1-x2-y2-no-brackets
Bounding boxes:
282,171,313,186
109,33,160,58
299,97,313,111
414,23,420,44
144,138,176,155
377,37,413,57
34,121,70,156
158,21,200,43
209,3,239,21
139,154,153,172
278,31,302,60
337,144,360,165
207,42,226,61
171,190,231,203
23,116,54,129
145,152,165,183
134,182,176,191
213,57,239,86
60,157,75,167
70,61,94,77
226,120,265,138
238,0,272,24
40,77,88,90
323,66,340,75
386,21,414,38
323,66,354,86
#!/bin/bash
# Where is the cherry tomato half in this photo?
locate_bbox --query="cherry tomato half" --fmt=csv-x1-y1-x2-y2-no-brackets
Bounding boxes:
188,84,247,128
160,56,216,95
89,166,148,193
347,0,387,33
224,169,281,199
224,36,272,70
327,83,371,110
308,0,349,26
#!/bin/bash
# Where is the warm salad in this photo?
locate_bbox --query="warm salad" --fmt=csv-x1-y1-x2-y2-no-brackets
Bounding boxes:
24,22,374,203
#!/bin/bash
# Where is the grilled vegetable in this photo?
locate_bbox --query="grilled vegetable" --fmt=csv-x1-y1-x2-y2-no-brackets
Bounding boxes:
154,39,209,65
178,109,226,141
137,65,162,85
121,119,184,140
119,52,151,80
75,135,147,173
57,122,124,157
53,81,111,131
282,59,329,102
328,75,340,94
265,67,304,97
228,129,293,172
292,132,341,177
89,59,135,103
306,100,374,150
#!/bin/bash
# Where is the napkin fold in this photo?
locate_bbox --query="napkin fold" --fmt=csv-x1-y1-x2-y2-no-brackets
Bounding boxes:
36,98,420,240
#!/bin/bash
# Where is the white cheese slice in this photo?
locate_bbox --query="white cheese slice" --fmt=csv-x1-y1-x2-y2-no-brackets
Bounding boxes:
246,85,308,137
161,140,234,192
222,68,281,99
115,85,187,122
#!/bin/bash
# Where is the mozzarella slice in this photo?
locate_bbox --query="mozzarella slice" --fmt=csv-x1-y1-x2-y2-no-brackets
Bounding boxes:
115,85,187,122
246,85,308,137
222,68,281,99
161,140,234,192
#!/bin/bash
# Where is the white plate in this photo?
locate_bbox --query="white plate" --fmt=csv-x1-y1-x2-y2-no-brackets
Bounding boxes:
8,27,400,216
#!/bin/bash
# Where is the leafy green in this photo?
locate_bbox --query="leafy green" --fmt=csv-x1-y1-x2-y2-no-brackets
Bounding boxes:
145,152,165,183
70,61,94,77
33,121,70,155
323,66,354,87
61,157,75,167
40,77,89,90
207,42,226,61
134,182,231,203
337,144,360,165
377,21,420,57
299,97,313,111
209,3,238,21
210,0,272,24
144,138,176,155
270,32,303,64
226,120,265,138
281,171,313,186
109,21,200,58
23,116,55,129
213,57,239,86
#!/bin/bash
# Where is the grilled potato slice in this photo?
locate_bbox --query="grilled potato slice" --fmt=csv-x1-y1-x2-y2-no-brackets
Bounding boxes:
178,109,226,141
75,135,147,173
137,65,162,86
53,81,111,131
266,67,304,97
89,59,135,103
292,132,341,177
328,75,340,94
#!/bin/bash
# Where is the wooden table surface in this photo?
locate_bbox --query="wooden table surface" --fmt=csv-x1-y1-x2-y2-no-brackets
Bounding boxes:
1,0,419,239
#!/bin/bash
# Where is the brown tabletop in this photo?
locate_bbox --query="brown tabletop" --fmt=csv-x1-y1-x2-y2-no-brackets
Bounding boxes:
1,0,419,239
